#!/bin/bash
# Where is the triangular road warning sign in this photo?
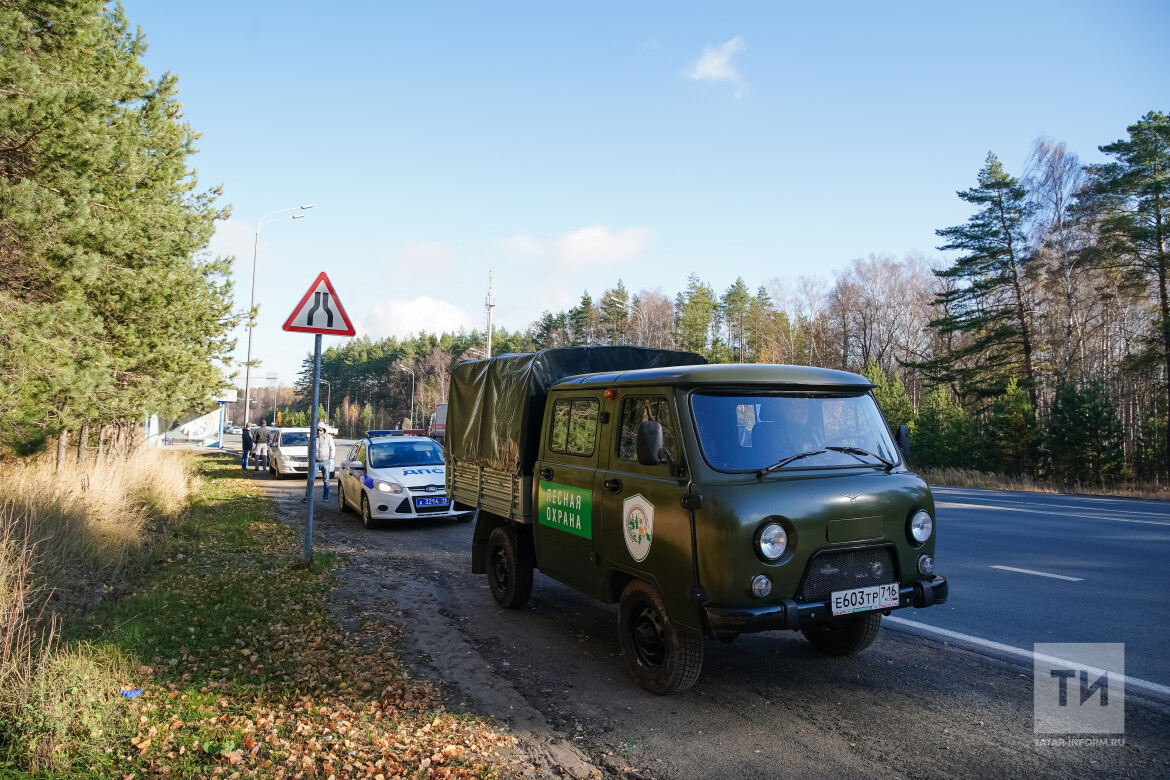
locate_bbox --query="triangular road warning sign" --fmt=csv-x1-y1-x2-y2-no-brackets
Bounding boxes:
282,272,356,336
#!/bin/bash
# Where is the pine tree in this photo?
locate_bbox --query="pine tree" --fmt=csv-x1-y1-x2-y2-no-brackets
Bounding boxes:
923,153,1038,406
721,278,751,362
674,274,718,357
913,386,976,470
988,379,1038,477
0,1,234,453
864,361,915,431
1093,111,1170,476
1045,384,1125,486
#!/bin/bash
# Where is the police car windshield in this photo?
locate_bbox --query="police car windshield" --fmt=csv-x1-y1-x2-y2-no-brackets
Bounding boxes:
280,432,310,447
368,440,444,469
691,392,899,472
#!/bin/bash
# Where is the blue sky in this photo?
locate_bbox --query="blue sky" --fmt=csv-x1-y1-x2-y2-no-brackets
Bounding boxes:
121,0,1168,385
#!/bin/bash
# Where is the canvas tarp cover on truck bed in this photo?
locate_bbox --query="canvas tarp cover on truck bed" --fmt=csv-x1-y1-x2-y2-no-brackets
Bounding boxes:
448,347,707,475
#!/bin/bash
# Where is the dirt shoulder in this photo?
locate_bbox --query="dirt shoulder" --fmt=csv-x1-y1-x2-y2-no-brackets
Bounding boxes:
257,466,604,779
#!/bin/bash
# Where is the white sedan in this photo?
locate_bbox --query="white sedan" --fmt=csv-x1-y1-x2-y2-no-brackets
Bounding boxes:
336,434,471,528
269,427,311,478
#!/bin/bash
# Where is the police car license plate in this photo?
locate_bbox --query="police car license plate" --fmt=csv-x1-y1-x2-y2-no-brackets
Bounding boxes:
830,583,899,616
415,496,449,508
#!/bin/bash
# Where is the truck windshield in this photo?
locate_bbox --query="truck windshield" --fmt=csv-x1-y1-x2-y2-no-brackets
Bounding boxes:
369,440,444,468
691,392,900,472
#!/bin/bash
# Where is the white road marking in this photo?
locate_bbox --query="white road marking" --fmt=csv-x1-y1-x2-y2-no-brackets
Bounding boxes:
885,616,1170,699
990,565,1083,582
934,501,1170,527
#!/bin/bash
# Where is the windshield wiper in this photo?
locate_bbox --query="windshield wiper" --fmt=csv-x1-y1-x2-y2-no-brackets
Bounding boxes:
826,445,895,470
757,450,827,477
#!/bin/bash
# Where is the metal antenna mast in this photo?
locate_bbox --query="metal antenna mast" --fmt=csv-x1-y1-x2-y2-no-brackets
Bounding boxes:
485,267,496,358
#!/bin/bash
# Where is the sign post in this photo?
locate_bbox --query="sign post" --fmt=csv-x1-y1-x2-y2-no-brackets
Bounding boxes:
282,272,356,563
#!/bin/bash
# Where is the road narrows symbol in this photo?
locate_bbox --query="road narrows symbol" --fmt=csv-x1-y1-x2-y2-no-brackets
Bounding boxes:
283,272,355,336
306,292,335,328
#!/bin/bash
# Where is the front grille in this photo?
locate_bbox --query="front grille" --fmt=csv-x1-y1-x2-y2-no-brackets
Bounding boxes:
796,546,897,603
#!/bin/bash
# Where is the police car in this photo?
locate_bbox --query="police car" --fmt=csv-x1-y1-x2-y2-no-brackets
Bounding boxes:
337,431,471,528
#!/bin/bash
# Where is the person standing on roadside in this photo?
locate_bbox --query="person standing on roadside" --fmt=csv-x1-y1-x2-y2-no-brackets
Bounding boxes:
252,420,272,471
315,421,335,500
241,422,254,471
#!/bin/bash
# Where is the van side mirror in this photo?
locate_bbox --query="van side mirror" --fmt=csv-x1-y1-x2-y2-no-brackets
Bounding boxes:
896,424,910,462
636,421,665,466
636,421,680,476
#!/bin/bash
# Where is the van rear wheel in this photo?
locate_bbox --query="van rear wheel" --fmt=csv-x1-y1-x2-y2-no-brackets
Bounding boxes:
801,612,882,655
486,526,532,608
618,579,703,695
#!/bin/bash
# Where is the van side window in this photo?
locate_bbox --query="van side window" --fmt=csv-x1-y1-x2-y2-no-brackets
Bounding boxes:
617,396,679,463
549,398,600,457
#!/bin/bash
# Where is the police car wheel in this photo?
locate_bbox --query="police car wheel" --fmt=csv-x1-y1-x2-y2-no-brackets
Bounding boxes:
361,493,379,529
618,579,704,695
800,612,882,656
486,526,532,609
337,481,352,514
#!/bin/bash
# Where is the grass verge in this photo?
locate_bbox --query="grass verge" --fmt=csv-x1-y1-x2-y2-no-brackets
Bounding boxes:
4,453,514,778
919,467,1170,499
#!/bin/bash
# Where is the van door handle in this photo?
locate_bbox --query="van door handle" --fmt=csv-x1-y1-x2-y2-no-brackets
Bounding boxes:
539,467,553,480
603,478,623,493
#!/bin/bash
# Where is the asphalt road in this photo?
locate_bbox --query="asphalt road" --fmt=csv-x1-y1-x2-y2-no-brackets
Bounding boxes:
906,486,1170,688
243,464,1170,780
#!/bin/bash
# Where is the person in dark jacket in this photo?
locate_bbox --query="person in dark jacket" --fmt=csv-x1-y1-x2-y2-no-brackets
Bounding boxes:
241,422,254,471
252,421,272,471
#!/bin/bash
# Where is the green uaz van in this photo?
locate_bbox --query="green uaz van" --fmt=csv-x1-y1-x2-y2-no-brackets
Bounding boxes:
447,347,947,694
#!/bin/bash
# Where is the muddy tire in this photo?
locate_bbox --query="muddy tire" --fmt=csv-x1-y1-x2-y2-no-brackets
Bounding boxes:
361,493,379,529
338,481,352,514
618,579,704,695
486,526,533,609
801,612,882,655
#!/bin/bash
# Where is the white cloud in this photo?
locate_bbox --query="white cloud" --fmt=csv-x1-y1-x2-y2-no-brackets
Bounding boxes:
504,224,654,270
683,37,746,98
358,296,475,340
387,241,459,285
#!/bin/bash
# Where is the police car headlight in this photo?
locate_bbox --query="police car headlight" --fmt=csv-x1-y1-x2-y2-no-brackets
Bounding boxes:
375,481,404,494
755,522,788,562
909,510,933,543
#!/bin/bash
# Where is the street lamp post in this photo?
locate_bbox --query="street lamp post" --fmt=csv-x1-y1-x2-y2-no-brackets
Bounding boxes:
622,300,645,346
318,379,331,421
242,204,314,425
398,366,415,429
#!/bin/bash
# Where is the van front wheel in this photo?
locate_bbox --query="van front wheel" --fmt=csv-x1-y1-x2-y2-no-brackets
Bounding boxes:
618,579,703,695
486,526,533,609
801,612,882,655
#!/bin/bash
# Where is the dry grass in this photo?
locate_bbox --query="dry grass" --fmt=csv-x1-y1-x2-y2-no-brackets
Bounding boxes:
919,467,1170,500
1,447,198,593
0,447,195,772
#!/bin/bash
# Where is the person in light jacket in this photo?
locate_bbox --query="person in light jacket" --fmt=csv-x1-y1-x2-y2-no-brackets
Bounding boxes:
314,421,335,500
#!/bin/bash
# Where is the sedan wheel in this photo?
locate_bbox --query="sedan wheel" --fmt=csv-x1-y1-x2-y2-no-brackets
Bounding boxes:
361,493,378,529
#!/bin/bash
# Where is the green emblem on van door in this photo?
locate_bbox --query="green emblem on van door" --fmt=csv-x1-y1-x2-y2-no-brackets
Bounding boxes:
623,494,654,562
538,481,592,539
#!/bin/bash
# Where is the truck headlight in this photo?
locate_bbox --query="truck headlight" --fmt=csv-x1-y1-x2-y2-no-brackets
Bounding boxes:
375,481,404,494
755,522,788,562
909,510,933,543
